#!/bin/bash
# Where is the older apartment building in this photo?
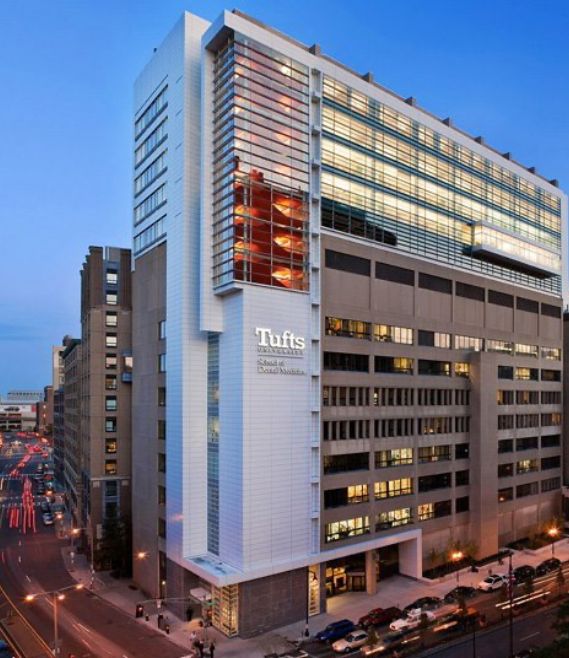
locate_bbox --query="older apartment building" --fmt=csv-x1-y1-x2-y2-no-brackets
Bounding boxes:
131,9,567,637
79,246,132,565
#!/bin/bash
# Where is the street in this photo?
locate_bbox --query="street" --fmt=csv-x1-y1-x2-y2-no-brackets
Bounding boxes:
0,433,187,658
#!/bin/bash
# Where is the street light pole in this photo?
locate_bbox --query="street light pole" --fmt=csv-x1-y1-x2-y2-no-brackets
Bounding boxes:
53,593,59,657
508,552,514,658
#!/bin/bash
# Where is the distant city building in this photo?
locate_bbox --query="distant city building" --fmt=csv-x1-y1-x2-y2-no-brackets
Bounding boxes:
4,390,43,403
0,402,37,431
78,246,132,567
131,10,566,637
62,339,82,522
53,386,65,481
35,386,53,435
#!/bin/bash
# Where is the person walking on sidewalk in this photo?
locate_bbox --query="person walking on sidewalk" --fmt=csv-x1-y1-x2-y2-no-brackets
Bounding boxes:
209,640,216,658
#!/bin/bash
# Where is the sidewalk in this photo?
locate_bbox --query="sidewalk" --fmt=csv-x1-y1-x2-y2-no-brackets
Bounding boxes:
60,537,569,657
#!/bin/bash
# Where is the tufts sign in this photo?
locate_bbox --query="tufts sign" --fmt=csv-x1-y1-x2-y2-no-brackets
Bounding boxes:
255,328,306,375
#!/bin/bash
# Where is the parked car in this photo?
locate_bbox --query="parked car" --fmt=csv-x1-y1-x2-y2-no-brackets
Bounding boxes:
477,574,507,592
316,619,356,643
514,565,536,584
332,629,369,653
535,558,561,577
42,513,54,526
358,607,402,629
390,609,436,632
402,596,442,614
443,585,476,604
361,629,421,656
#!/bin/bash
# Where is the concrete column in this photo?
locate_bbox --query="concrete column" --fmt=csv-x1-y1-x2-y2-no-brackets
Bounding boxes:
399,537,422,579
365,550,377,595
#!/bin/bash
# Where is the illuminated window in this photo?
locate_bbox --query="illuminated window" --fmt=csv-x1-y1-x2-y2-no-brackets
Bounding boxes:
375,448,413,468
104,460,117,475
454,363,470,378
515,367,538,381
454,335,482,351
541,347,561,360
325,516,370,542
376,507,412,530
105,312,118,327
373,324,413,344
374,478,412,499
515,343,538,358
105,334,117,348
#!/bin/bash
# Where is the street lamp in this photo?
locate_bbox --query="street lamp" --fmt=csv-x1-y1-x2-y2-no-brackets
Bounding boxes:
451,550,464,585
68,527,94,587
548,526,560,557
25,584,84,656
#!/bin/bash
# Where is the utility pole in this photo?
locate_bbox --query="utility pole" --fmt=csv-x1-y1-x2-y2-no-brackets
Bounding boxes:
508,552,514,658
53,593,60,657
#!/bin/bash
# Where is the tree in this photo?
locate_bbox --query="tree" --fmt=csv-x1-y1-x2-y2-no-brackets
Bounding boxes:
98,513,132,577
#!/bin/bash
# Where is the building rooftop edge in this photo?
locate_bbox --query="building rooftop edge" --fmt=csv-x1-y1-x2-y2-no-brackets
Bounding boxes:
231,9,563,192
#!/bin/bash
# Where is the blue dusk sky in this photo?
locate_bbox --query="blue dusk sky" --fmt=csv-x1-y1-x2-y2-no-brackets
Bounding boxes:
0,0,567,393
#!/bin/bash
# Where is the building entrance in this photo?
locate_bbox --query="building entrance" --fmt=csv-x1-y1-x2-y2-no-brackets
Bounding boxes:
325,546,400,597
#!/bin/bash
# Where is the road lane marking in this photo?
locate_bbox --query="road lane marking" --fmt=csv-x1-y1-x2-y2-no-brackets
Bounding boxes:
520,631,540,642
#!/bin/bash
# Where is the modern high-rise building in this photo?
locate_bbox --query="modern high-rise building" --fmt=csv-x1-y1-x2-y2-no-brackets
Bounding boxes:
131,10,567,637
78,246,132,565
62,338,81,512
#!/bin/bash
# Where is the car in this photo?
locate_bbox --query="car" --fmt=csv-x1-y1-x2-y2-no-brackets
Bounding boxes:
316,619,356,643
358,607,402,629
514,565,536,584
361,629,421,656
402,596,442,614
477,574,507,592
536,558,561,577
389,609,436,632
433,607,479,636
42,513,54,526
443,586,476,603
332,629,369,653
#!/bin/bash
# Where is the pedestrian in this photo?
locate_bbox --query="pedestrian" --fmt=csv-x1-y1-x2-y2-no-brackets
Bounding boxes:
197,640,205,658
209,640,215,658
186,605,194,622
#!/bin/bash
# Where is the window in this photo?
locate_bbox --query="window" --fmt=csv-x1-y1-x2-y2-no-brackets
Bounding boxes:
516,414,539,429
516,297,538,314
456,496,469,513
158,387,166,407
134,151,167,195
541,391,561,404
517,459,538,474
324,453,369,474
376,508,412,530
454,363,470,378
498,487,513,502
498,439,513,453
419,273,452,294
158,517,166,538
516,437,538,451
133,216,166,254
418,473,451,492
135,119,167,166
106,270,118,285
417,388,454,406
541,303,561,318
373,324,413,344
105,418,117,433
515,343,538,358
542,477,561,493
516,390,539,405
419,417,452,435
373,388,414,406
374,478,412,499
105,375,117,390
454,335,483,351
497,390,514,405
158,485,166,505
325,516,370,542
418,331,451,349
375,356,413,374
158,453,166,473
105,292,118,305
105,397,117,412
541,347,561,360
325,317,371,339
324,485,369,508
541,369,561,382
159,320,166,340
134,184,167,224
455,416,470,432
456,470,470,486
516,482,539,498
375,418,414,438
105,480,118,497
455,443,470,459
324,352,369,372
376,262,414,286
135,86,167,137
105,439,117,454
325,386,369,406
488,340,514,355
324,419,370,440
488,290,513,308
105,334,117,348
498,463,514,478
542,434,560,448
418,500,451,521
456,282,484,301
375,448,413,468
158,354,166,373
418,360,451,376
418,445,451,463
515,367,538,381
541,456,561,471
325,250,370,276
105,312,117,327
104,460,117,475
158,419,166,441
541,413,562,426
